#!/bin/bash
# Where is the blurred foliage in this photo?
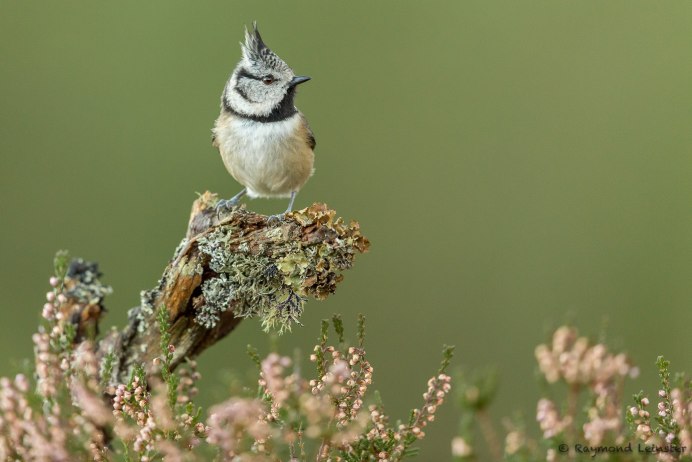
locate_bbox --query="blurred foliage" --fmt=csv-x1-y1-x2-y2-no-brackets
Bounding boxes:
1,1,692,459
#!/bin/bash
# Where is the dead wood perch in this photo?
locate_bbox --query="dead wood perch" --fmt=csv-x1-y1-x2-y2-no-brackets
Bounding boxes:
70,192,369,386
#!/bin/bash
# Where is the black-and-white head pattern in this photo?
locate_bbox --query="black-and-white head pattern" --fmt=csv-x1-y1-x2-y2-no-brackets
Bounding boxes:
224,24,300,121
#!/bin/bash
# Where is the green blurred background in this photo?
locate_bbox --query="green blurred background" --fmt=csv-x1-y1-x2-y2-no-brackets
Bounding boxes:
1,1,691,459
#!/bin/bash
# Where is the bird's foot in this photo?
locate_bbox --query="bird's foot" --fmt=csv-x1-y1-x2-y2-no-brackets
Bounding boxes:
216,188,247,217
267,213,286,225
215,198,240,216
268,199,295,224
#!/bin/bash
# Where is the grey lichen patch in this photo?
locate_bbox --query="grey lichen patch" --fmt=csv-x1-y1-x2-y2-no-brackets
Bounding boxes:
197,227,235,273
136,288,158,333
65,259,113,305
218,253,279,317
196,274,234,328
196,228,303,333
172,237,189,261
192,203,369,334
58,258,113,339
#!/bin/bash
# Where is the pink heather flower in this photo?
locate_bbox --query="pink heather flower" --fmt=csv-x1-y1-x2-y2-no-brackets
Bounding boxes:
49,276,59,287
658,389,666,397
641,398,649,406
451,437,473,457
71,381,112,426
14,374,29,393
42,303,55,320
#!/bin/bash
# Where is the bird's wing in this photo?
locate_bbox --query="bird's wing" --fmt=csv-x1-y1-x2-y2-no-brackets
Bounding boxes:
302,114,316,150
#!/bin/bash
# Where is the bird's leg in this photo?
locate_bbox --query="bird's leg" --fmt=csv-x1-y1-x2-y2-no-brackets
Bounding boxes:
268,191,297,224
284,191,297,214
216,188,247,213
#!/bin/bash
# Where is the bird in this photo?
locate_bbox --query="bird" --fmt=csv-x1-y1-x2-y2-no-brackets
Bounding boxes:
212,23,315,220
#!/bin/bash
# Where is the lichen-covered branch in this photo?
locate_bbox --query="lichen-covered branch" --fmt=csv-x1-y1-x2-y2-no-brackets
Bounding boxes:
66,192,368,386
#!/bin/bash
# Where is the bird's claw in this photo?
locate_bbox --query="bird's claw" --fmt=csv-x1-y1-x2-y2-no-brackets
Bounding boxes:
215,198,239,217
267,213,286,225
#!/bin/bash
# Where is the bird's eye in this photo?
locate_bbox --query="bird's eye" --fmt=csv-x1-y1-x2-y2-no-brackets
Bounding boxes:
262,76,275,85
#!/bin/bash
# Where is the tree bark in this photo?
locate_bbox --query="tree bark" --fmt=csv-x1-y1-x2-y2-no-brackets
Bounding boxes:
66,192,369,386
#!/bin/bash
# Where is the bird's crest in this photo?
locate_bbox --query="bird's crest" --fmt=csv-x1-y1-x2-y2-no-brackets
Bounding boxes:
241,22,290,73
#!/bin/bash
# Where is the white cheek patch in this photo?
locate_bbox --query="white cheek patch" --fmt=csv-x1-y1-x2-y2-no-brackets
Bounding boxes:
228,89,276,116
226,74,276,117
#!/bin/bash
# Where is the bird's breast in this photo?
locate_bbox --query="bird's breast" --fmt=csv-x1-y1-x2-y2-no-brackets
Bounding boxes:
214,112,314,198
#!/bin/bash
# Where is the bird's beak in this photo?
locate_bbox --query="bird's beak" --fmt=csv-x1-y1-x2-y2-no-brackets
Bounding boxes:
289,75,311,88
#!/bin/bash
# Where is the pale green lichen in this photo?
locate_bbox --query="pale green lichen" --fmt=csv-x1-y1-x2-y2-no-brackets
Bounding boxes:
264,227,285,241
276,251,310,292
260,291,304,333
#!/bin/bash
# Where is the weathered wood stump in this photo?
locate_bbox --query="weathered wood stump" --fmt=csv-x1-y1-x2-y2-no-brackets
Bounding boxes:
60,192,369,385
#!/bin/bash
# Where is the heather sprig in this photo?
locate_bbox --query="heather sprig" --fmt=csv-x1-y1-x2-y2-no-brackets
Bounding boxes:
219,315,454,461
451,326,691,462
156,305,180,409
654,356,680,440
628,356,691,457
